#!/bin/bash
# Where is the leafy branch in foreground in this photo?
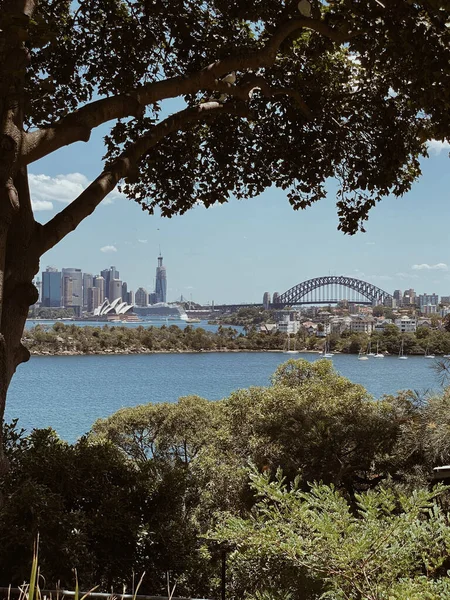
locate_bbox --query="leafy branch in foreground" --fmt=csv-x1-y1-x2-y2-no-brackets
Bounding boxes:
432,357,450,387
210,468,450,600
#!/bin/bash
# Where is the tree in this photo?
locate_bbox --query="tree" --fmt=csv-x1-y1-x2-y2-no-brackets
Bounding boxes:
372,305,384,317
0,423,218,593
211,469,450,600
1,0,450,472
444,314,450,333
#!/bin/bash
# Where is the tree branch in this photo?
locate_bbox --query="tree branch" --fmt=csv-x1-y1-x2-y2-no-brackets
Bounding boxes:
22,17,359,165
218,75,313,119
38,101,249,255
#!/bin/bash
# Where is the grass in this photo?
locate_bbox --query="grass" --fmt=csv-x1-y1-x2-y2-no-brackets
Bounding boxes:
4,536,148,600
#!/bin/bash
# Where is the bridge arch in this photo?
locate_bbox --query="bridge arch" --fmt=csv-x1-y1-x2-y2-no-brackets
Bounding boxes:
274,276,393,307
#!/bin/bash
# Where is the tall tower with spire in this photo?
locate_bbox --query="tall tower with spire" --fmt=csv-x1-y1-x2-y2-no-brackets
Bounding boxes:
155,252,167,303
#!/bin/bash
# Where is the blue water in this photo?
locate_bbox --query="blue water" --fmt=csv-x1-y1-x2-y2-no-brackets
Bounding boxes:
5,352,442,443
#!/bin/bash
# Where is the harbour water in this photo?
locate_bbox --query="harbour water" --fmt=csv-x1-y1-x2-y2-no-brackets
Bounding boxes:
5,351,443,443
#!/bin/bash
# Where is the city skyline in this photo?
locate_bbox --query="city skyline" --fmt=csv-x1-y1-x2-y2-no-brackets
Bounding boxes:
30,122,450,304
39,253,169,313
39,255,449,312
37,248,450,307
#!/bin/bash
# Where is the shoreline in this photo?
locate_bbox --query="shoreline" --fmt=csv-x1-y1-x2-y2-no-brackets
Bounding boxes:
27,348,440,358
28,348,324,357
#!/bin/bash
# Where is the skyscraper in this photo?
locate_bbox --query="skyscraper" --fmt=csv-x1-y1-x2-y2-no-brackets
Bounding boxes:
42,267,61,307
62,268,82,316
101,266,119,299
403,288,417,306
109,279,122,302
87,287,100,313
155,253,167,303
82,273,93,308
122,281,128,302
393,289,403,307
419,293,439,309
62,275,73,308
135,287,148,306
93,276,105,304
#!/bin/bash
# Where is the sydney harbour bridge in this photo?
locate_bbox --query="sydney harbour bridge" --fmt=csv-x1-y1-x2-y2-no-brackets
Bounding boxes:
211,275,393,311
273,275,393,307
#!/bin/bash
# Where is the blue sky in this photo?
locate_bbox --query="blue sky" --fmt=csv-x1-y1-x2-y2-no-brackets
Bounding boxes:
31,122,450,304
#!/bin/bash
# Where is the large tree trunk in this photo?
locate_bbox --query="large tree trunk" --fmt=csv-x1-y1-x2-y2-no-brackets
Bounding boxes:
0,0,38,476
0,170,39,476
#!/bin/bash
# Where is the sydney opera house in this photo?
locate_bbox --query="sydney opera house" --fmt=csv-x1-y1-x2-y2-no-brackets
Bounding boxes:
93,297,135,318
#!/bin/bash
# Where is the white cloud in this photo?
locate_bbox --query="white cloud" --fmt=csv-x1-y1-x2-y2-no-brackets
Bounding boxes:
427,140,450,155
31,199,54,211
29,172,125,209
138,239,148,244
100,245,117,253
29,173,88,204
412,263,448,271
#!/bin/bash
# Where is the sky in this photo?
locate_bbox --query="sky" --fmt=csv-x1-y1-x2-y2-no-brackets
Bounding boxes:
31,119,450,305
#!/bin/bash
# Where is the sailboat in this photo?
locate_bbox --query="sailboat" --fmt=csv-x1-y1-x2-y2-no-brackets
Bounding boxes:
398,339,408,360
367,342,376,357
374,342,384,358
283,336,299,354
358,348,369,360
424,345,435,359
322,339,334,358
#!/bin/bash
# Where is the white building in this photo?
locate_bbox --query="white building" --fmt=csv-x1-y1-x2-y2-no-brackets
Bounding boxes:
278,319,300,334
394,316,417,333
374,318,393,332
350,316,375,334
329,316,352,334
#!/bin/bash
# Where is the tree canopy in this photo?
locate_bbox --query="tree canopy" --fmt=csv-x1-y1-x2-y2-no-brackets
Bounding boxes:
3,0,450,235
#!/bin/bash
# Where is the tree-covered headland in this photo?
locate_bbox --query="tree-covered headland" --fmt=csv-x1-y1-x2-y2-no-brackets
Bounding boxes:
22,322,450,356
3,359,450,598
23,323,286,353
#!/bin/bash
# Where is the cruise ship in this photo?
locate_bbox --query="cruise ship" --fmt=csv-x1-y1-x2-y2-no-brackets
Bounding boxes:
133,303,188,320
